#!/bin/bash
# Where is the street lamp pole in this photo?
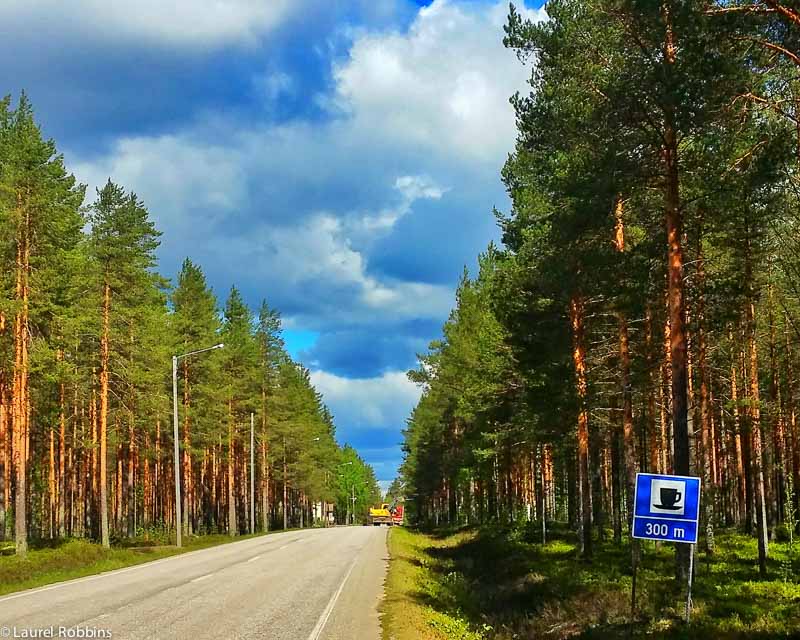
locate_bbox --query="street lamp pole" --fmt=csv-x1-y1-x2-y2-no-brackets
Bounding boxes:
172,343,223,548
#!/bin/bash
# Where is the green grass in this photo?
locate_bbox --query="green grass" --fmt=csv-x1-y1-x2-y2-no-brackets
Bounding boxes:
382,524,800,639
381,526,485,640
0,531,280,597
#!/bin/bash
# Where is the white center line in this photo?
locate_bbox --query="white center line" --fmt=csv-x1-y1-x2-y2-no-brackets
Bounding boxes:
190,573,214,583
305,555,359,640
246,555,261,563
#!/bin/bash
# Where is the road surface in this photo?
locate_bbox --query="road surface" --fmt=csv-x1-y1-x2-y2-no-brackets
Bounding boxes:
0,526,389,640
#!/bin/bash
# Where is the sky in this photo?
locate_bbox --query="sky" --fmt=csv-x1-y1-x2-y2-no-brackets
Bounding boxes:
0,0,545,491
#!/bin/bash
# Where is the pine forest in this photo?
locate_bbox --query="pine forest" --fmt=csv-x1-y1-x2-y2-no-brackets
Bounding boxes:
401,0,800,583
0,95,381,558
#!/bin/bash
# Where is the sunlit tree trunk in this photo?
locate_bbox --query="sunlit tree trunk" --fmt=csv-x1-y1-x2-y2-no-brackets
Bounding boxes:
0,329,7,540
570,294,592,558
260,392,269,533
49,425,56,538
12,203,30,557
228,401,237,536
614,198,638,564
99,280,111,548
58,374,66,537
182,359,192,537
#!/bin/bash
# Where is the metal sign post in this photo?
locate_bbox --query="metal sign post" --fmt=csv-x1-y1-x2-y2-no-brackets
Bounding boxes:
632,473,701,624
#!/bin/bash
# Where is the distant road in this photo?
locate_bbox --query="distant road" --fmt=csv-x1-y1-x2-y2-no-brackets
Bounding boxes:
0,527,389,640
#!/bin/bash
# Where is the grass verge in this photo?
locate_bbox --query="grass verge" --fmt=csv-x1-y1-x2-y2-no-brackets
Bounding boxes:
0,530,282,597
381,524,800,639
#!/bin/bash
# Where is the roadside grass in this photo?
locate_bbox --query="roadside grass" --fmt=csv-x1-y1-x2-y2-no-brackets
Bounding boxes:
382,523,800,639
0,530,283,597
381,526,486,640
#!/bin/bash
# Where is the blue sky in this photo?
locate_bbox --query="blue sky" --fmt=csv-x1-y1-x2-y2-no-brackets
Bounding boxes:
0,0,544,490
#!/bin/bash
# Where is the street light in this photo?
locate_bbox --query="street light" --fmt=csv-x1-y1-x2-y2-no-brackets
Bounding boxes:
172,343,223,547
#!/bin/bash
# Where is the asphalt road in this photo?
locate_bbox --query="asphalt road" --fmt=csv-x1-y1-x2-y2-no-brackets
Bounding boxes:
0,526,389,640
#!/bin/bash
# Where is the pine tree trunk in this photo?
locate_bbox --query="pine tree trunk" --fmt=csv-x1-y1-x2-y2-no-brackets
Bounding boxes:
614,198,638,546
730,331,746,526
13,206,30,557
182,359,192,538
58,378,66,537
0,346,7,541
283,438,288,530
767,280,785,526
127,418,136,538
99,280,111,548
155,421,161,526
660,0,691,580
695,242,715,553
90,376,98,538
746,300,769,576
261,440,268,533
785,320,800,526
228,402,237,536
570,295,592,558
743,228,768,575
645,308,660,473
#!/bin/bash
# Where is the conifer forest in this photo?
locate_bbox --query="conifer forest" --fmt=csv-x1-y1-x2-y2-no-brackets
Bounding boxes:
401,0,800,583
0,95,381,558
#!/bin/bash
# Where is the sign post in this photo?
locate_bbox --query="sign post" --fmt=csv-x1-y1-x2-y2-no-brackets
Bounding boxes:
632,473,701,623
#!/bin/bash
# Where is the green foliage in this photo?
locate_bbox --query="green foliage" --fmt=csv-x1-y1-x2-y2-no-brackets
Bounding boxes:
0,93,379,548
385,527,800,639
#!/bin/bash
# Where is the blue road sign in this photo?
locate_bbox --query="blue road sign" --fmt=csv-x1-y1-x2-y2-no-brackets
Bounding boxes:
632,473,701,544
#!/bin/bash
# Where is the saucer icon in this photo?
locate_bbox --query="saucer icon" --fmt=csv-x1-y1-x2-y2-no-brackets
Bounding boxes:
649,479,685,515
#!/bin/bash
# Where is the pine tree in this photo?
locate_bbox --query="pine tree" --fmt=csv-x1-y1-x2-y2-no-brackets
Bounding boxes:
0,95,84,555
88,181,161,548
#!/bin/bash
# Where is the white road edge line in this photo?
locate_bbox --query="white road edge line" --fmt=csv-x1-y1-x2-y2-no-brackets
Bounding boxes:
0,530,301,604
306,555,359,640
191,573,214,583
246,555,261,563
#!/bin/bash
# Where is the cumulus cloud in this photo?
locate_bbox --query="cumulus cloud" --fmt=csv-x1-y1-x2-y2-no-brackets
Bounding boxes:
0,0,294,49
72,134,246,231
310,370,422,432
348,174,446,237
58,0,545,481
330,0,547,164
209,212,455,327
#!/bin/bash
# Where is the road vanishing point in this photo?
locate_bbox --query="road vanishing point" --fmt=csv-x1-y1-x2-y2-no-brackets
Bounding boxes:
0,527,388,640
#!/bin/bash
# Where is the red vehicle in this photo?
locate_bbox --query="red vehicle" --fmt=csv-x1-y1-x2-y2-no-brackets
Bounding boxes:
391,503,404,526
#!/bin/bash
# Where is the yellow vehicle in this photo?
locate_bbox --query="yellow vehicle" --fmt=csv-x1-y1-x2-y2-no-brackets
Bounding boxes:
368,499,404,526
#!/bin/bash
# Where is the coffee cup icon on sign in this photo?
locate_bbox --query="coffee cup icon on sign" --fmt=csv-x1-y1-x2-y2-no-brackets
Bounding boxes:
650,479,685,515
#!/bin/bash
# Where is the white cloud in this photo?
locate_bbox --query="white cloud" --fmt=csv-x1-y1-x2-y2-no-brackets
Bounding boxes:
331,0,547,164
310,370,422,431
1,0,294,49
351,174,445,235
66,0,538,327
214,211,454,324
72,134,246,231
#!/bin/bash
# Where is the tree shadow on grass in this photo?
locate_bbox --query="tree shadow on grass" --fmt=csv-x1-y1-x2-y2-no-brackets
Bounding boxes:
407,525,800,639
